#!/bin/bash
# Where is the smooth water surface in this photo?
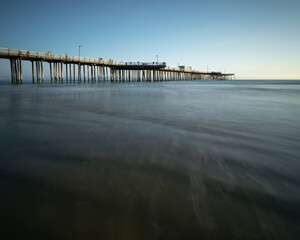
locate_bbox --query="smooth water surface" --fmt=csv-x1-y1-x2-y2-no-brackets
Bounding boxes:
0,80,299,239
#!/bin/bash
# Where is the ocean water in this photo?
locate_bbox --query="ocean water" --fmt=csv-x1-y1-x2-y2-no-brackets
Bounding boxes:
0,80,299,240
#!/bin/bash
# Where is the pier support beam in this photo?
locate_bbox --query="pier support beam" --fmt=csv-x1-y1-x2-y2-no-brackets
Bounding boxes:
66,63,68,83
78,63,81,83
36,61,39,83
61,62,63,83
58,62,61,83
83,65,86,82
9,58,25,84
19,58,23,83
10,59,15,83
41,60,44,83
50,63,53,83
73,64,75,83
31,61,35,84
69,64,72,83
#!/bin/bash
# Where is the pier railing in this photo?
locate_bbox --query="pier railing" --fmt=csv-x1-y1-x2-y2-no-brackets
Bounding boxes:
0,47,125,65
0,47,169,68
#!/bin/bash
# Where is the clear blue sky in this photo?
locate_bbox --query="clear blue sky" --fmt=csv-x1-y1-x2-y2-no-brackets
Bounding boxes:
0,0,299,79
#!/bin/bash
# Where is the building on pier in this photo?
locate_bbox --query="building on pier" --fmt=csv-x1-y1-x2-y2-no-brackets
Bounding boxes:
178,66,192,71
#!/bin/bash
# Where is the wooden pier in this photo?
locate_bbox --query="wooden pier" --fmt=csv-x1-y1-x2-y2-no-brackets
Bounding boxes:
0,47,235,84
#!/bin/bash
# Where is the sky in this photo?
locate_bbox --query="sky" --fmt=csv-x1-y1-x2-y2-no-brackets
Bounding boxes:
0,0,299,80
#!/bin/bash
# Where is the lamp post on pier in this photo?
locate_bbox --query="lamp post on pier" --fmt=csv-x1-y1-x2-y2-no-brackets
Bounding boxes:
79,45,82,60
155,55,158,63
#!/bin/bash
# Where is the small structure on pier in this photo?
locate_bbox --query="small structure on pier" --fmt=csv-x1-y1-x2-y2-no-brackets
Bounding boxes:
117,62,166,70
178,66,192,71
